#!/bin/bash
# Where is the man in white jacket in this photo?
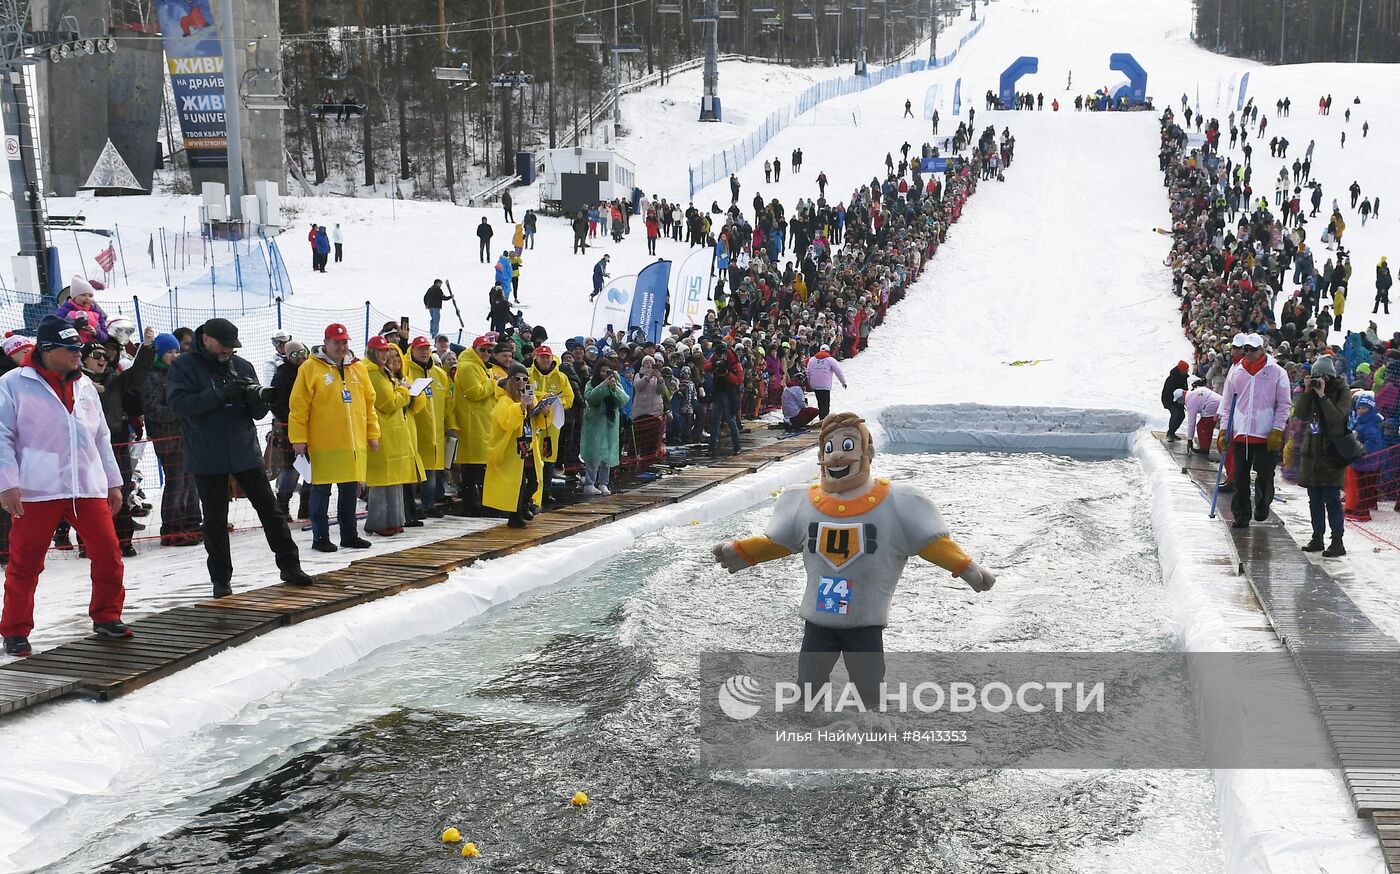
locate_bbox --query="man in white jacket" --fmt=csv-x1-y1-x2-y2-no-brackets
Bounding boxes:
0,316,131,657
1218,333,1292,528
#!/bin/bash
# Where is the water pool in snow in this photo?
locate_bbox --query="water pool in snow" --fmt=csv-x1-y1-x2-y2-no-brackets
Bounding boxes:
27,452,1220,873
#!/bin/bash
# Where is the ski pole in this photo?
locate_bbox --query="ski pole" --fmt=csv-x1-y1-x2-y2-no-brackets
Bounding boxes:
445,279,466,330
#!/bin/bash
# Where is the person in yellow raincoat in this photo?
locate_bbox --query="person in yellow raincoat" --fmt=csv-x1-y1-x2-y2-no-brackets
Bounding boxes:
528,345,574,507
512,223,525,256
288,322,379,552
405,335,455,517
452,336,495,516
488,339,513,389
363,336,425,535
484,361,548,528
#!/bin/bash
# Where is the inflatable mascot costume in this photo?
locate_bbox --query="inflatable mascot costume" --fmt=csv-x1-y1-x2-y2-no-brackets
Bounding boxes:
712,412,996,706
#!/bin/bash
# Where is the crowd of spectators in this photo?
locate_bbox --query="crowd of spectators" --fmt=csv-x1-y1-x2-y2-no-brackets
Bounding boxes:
0,129,1009,652
1158,104,1400,558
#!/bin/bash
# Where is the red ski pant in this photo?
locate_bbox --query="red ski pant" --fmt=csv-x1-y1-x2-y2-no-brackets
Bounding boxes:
1198,416,1235,479
1,498,124,638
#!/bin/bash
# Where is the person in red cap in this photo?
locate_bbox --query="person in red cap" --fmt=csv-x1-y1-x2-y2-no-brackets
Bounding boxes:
1161,360,1190,441
288,323,380,551
451,336,495,515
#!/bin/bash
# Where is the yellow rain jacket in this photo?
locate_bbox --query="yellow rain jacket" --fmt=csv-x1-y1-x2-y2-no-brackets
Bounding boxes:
452,351,495,465
528,359,575,463
405,353,455,469
482,394,548,513
288,349,379,484
366,363,425,487
512,224,525,250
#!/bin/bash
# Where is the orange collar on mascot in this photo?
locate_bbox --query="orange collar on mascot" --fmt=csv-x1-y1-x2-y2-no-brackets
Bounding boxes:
807,478,891,517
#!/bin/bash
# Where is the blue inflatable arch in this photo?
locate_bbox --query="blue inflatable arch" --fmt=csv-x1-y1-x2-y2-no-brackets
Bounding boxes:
998,56,1038,109
1109,53,1147,106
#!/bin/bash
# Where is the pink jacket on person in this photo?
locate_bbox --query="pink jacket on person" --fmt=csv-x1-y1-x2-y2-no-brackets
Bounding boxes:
805,352,847,391
0,367,123,501
1184,385,1222,437
1220,357,1291,441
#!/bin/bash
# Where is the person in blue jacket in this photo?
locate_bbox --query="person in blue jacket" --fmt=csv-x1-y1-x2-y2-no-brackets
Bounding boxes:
313,226,331,273
1347,390,1386,522
494,251,514,301
590,254,610,302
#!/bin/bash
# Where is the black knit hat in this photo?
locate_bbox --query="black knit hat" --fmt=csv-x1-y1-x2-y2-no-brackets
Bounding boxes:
34,315,82,351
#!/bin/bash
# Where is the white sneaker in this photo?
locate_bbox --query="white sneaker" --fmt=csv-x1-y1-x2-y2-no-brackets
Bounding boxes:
582,484,601,496
599,485,612,496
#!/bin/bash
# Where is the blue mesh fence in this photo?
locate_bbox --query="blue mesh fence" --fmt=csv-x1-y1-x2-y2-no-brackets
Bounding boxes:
2,232,296,335
105,296,456,358
687,18,986,198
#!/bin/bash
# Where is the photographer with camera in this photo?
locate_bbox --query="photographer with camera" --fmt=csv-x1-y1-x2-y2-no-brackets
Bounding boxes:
703,340,744,455
166,318,313,598
1292,355,1351,557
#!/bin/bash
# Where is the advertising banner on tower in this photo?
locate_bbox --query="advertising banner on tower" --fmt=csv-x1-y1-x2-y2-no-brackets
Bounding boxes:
156,0,228,168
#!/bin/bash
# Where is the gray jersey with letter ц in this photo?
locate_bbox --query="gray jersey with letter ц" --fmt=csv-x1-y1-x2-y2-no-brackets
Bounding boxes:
763,481,951,629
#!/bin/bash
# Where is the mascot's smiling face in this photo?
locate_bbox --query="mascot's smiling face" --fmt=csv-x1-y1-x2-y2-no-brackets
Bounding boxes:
817,413,874,495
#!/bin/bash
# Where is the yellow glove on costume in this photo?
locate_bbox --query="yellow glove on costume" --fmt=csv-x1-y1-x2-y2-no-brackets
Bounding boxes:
1267,428,1284,452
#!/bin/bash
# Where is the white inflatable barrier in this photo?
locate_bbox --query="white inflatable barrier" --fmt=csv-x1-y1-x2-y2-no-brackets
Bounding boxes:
879,403,1146,457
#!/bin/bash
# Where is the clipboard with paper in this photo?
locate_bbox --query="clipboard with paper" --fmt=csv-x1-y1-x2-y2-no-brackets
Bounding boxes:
529,394,565,429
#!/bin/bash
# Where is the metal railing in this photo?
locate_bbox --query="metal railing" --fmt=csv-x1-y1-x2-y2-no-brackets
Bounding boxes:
466,174,521,206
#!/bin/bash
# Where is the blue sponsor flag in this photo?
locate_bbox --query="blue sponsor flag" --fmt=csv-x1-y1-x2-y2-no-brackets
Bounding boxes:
952,78,962,116
630,259,672,344
1236,72,1250,111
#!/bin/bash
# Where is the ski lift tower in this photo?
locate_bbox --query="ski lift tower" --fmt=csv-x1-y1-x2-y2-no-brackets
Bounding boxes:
694,0,721,121
1,3,116,302
610,0,642,138
855,0,869,75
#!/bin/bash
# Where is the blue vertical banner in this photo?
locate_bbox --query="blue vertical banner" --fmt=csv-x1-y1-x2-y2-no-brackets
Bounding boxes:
155,0,227,168
630,259,672,343
952,78,962,116
1236,72,1250,111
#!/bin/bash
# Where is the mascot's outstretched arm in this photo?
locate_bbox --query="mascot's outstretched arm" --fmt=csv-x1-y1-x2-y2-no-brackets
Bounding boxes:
713,537,792,574
919,536,996,592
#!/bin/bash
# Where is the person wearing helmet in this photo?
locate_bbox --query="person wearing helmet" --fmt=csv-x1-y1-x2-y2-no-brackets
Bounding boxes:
264,330,293,385
105,318,138,369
